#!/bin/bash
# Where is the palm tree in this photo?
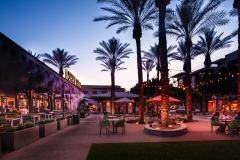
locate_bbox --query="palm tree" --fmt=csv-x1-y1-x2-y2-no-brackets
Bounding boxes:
142,43,176,96
166,0,229,121
232,0,240,112
170,40,201,70
41,48,79,76
155,0,171,127
142,59,155,99
94,37,133,115
28,49,41,58
193,27,237,114
94,0,158,122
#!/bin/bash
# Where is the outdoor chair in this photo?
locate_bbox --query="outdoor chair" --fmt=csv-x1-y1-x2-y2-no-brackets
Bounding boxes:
228,120,240,137
22,115,33,123
99,119,110,136
114,120,125,135
210,120,221,133
0,116,10,131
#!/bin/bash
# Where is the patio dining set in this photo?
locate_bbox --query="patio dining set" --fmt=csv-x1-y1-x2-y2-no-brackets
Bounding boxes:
99,114,126,136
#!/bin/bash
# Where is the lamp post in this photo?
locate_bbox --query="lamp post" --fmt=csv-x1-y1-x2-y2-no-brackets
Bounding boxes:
155,0,170,127
233,0,240,112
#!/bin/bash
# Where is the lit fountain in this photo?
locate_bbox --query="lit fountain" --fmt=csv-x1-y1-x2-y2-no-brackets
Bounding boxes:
144,114,187,137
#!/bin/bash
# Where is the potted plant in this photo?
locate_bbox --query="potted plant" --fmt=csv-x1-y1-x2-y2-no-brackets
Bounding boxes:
77,105,89,118
39,119,57,137
0,122,39,151
57,117,68,130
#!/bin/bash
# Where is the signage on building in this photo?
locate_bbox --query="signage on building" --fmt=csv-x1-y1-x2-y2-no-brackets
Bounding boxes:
65,69,81,88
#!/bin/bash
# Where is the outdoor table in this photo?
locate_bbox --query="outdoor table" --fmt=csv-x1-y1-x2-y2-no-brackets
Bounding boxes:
6,117,21,127
220,119,232,132
107,118,120,134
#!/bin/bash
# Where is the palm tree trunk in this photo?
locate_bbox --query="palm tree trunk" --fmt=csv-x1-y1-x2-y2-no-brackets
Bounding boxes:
238,8,240,112
133,23,144,122
155,61,160,96
59,66,64,77
202,67,208,115
158,1,169,127
136,38,144,122
147,73,149,99
185,37,193,121
111,69,115,115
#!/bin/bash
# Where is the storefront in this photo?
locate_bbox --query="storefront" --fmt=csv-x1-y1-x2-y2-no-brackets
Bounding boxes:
0,32,84,113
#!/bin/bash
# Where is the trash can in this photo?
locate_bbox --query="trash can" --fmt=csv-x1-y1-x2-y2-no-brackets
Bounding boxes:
73,114,80,124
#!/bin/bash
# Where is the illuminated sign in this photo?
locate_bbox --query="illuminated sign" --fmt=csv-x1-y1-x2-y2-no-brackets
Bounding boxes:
65,69,81,88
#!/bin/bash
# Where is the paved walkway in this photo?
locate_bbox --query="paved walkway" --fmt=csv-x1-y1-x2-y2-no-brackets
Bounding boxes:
1,113,240,160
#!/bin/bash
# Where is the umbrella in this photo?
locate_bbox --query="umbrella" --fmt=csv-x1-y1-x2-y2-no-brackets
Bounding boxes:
114,97,135,103
146,95,181,102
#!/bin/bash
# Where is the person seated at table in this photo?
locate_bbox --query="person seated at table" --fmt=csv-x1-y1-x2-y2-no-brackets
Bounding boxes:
211,112,220,121
217,111,232,133
232,112,240,134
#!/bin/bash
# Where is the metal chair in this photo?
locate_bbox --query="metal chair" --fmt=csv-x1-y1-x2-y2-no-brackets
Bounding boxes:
210,120,221,133
99,119,110,136
114,120,125,135
228,120,240,137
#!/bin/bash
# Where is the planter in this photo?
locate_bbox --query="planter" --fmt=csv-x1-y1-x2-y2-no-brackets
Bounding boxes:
73,114,80,124
80,113,86,118
0,126,39,151
39,121,57,137
57,119,68,130
67,117,73,126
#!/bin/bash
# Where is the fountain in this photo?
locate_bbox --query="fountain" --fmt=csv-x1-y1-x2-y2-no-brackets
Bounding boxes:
144,122,187,137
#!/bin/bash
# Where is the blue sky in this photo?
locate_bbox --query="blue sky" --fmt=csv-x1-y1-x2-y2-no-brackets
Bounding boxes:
0,0,237,91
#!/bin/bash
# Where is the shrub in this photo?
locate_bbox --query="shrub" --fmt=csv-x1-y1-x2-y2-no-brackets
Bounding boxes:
39,120,46,124
179,118,190,122
168,120,177,125
56,117,65,120
25,121,34,128
45,119,51,123
138,120,146,124
66,115,72,118
7,127,16,132
50,119,54,122
17,124,25,130
126,119,138,123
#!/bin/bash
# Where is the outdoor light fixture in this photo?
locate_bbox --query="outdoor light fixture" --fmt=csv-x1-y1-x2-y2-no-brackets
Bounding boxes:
19,94,23,99
233,0,240,9
155,0,170,8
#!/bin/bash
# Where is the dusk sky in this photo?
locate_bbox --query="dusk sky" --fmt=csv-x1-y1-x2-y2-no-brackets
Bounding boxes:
0,0,237,91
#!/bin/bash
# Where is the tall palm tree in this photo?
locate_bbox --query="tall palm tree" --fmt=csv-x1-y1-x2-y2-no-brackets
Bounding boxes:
94,37,133,115
155,0,171,127
193,27,237,114
232,0,240,112
142,59,155,99
41,48,79,76
94,0,158,122
166,0,229,121
170,40,201,72
28,49,41,58
142,43,176,96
